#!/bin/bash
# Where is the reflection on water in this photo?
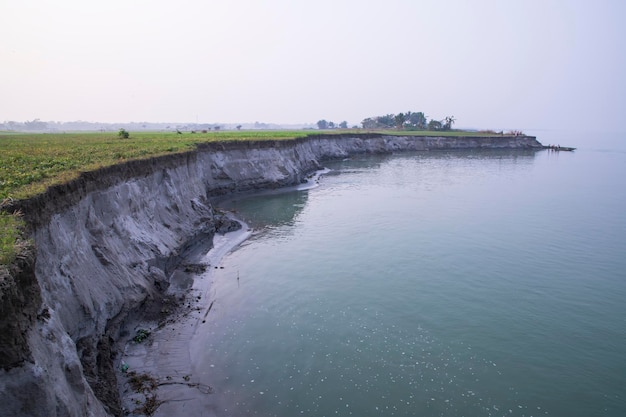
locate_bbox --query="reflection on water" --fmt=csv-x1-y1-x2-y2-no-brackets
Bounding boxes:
219,188,309,230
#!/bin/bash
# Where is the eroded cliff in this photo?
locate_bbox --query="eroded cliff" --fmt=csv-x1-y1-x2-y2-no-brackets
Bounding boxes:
0,134,541,416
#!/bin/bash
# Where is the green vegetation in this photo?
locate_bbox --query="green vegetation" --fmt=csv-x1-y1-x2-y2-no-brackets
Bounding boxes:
118,128,130,139
364,129,505,137
0,212,26,265
361,111,456,131
133,329,151,343
317,111,463,131
316,120,350,129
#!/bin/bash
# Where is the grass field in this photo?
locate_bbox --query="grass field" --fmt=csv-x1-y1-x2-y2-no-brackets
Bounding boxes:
0,129,505,265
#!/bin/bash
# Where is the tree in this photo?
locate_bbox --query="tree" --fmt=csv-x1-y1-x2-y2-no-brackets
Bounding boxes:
361,114,395,129
328,121,335,129
317,120,329,129
394,113,407,130
427,120,443,131
377,114,395,129
118,128,130,138
443,116,456,131
361,111,440,130
236,125,242,130
24,119,48,131
361,117,377,129
339,121,348,129
406,112,427,130
6,121,19,131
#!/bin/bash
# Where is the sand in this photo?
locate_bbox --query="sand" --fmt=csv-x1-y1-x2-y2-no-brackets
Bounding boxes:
118,219,252,417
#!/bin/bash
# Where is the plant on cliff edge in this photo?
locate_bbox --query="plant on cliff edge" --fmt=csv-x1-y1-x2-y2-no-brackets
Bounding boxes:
0,211,26,265
133,328,151,343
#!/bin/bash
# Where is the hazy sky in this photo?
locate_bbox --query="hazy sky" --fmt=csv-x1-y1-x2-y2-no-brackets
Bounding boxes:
1,0,625,130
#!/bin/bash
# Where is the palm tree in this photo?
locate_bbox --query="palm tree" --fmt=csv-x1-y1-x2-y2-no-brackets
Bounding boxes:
394,112,407,130
443,116,456,131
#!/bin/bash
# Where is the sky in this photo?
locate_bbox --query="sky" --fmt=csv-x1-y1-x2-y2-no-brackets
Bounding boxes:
1,0,625,131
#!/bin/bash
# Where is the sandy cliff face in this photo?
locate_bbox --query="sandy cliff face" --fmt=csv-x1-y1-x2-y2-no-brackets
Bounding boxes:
0,135,541,416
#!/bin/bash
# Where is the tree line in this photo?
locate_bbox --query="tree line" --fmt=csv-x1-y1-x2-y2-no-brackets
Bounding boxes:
317,112,456,131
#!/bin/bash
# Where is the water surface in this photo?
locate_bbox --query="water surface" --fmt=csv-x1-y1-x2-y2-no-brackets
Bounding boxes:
195,132,626,416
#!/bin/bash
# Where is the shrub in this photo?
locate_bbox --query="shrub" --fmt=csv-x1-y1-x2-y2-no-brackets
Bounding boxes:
133,328,151,343
118,128,130,139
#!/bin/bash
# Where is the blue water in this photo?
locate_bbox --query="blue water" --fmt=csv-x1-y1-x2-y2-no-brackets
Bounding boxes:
197,132,626,416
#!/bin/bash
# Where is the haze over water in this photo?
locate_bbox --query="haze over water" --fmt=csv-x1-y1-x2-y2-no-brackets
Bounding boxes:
196,132,626,416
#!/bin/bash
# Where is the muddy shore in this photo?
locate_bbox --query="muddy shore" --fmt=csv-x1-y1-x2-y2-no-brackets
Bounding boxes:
117,215,251,417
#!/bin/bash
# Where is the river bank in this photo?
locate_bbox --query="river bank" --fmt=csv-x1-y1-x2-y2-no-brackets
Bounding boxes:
0,134,542,417
117,169,329,416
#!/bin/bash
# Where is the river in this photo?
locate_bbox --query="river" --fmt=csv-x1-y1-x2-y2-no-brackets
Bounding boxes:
190,131,626,417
